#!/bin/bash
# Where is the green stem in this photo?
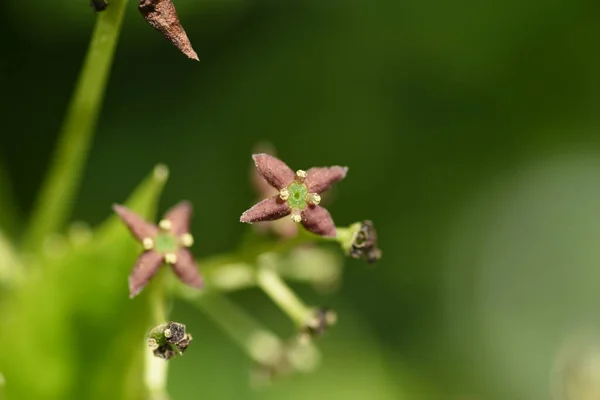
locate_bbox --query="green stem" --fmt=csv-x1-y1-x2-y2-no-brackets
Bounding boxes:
145,271,170,400
181,289,283,365
335,222,361,254
23,1,129,252
0,371,5,400
200,229,324,277
256,255,312,327
0,230,24,287
198,223,359,281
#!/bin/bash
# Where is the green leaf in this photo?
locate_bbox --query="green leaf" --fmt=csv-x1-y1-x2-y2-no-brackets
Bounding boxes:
0,229,24,289
0,165,169,400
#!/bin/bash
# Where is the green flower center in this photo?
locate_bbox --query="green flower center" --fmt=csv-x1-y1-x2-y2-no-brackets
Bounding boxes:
287,182,308,209
154,233,179,253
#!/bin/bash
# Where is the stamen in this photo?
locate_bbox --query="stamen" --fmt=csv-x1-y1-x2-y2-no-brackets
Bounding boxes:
296,170,307,181
180,233,194,247
148,338,159,350
164,253,178,264
279,188,290,201
142,237,155,250
306,316,319,329
158,219,172,231
325,310,337,326
291,213,302,223
308,193,321,205
164,328,172,338
297,332,312,345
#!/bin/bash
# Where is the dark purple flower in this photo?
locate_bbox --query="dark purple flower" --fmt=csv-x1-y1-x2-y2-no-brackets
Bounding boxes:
240,154,348,237
249,144,299,239
113,201,203,298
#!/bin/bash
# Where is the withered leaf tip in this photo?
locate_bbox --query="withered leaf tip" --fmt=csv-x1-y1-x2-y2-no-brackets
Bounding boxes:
139,0,199,61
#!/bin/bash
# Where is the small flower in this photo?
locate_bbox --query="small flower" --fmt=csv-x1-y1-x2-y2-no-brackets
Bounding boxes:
240,154,348,237
147,321,193,360
298,307,337,341
113,201,203,298
349,220,382,263
249,144,299,239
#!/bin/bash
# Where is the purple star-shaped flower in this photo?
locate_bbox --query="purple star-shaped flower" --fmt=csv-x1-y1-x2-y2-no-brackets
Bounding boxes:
113,201,203,298
240,154,348,237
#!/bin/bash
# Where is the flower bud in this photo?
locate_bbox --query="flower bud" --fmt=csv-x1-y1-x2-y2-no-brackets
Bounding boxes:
147,321,192,360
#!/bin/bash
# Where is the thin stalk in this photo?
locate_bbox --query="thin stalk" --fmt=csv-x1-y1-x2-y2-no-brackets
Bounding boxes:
0,230,24,287
0,371,5,400
185,290,283,365
256,255,312,327
199,228,329,277
23,1,129,252
145,271,170,400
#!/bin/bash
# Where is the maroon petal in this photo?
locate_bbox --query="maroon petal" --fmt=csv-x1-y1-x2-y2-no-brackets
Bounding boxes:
129,251,164,298
163,201,192,235
305,166,348,193
240,196,291,223
171,249,203,288
252,154,296,190
301,205,337,237
113,204,159,241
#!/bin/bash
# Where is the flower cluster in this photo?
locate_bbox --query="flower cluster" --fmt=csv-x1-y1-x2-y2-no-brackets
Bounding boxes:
112,153,381,370
114,154,356,299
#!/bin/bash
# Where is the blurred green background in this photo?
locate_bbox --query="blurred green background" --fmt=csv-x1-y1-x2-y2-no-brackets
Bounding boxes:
2,0,600,399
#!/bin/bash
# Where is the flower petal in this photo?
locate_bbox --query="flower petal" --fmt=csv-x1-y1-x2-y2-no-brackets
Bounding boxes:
240,196,291,223
252,153,296,190
163,201,192,235
301,205,336,237
171,249,203,288
129,251,164,298
305,166,348,193
113,204,159,241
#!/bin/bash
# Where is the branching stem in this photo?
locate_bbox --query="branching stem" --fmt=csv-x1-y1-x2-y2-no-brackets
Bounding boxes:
145,271,170,400
256,254,312,327
23,0,129,252
184,290,283,366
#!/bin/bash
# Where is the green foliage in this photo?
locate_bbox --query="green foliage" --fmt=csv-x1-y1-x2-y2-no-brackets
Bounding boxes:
0,166,167,400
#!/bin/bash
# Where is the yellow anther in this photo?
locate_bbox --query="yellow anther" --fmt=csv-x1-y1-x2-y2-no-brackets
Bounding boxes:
180,233,194,247
296,170,307,180
164,328,172,338
309,193,321,205
306,317,318,329
325,310,337,326
297,332,312,345
148,338,159,350
142,237,154,250
279,188,290,201
158,219,172,231
291,214,302,223
164,253,178,264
